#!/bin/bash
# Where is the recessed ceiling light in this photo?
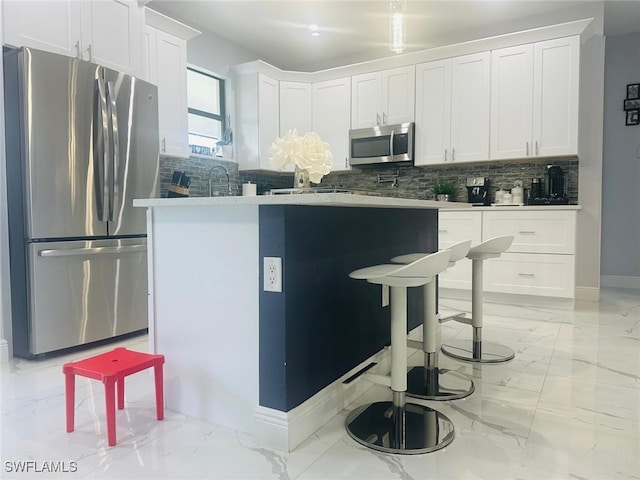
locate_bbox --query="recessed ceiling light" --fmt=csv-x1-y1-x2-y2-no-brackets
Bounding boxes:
309,24,320,36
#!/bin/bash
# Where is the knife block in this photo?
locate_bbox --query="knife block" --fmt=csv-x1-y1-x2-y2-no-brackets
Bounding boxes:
167,185,189,198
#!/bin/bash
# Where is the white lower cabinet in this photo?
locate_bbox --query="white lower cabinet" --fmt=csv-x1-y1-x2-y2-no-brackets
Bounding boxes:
438,211,482,290
484,252,575,298
439,209,577,298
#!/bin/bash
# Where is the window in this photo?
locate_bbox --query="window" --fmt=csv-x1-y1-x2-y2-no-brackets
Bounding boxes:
187,67,226,154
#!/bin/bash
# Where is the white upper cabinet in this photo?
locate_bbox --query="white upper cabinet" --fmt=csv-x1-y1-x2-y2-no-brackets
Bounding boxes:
415,59,452,166
450,52,491,163
236,73,280,170
415,52,490,166
312,77,351,172
145,9,200,159
533,36,580,157
351,65,415,129
490,44,534,160
279,81,311,172
279,82,312,136
3,0,144,76
491,36,579,160
147,27,189,158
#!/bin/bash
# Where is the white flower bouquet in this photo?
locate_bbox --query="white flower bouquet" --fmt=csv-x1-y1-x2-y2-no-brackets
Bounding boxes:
269,129,333,184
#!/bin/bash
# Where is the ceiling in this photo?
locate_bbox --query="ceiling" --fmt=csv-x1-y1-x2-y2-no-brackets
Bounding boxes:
148,1,640,71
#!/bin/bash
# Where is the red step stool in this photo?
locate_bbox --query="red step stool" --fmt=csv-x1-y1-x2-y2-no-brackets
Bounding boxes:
63,347,165,446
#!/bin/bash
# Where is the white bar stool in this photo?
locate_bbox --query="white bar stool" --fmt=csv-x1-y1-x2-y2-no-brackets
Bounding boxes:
346,250,455,455
391,240,475,401
441,236,515,364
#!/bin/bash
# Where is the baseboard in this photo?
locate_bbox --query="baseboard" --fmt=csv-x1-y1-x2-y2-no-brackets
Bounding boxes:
601,275,640,290
575,286,600,302
0,339,8,364
253,326,423,452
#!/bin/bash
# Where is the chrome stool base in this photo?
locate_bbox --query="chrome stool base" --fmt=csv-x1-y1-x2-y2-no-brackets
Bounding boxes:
441,339,515,364
346,400,455,455
406,366,475,401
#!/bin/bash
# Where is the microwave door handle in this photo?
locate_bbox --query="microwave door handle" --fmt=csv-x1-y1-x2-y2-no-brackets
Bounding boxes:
389,130,394,159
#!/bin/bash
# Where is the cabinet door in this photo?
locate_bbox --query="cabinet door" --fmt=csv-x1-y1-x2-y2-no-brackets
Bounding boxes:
382,65,415,125
80,0,143,76
450,52,491,163
351,72,382,129
414,59,452,166
3,0,82,58
258,74,280,169
312,78,351,172
533,36,579,157
144,25,157,84
438,211,482,290
279,82,312,136
490,44,534,160
155,29,189,158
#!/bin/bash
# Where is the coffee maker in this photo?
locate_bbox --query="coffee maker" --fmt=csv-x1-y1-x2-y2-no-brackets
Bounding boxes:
531,165,569,205
466,177,491,206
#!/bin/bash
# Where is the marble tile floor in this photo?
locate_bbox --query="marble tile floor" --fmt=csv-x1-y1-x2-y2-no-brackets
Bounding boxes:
1,287,639,479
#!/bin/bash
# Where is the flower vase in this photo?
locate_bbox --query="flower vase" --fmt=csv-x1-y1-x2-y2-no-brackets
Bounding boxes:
294,166,311,190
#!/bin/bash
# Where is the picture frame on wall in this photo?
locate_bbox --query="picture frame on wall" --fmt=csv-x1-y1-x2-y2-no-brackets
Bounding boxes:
624,98,640,111
627,83,640,100
625,109,639,126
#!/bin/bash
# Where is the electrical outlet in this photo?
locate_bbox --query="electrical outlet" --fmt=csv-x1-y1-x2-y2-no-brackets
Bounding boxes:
263,257,282,292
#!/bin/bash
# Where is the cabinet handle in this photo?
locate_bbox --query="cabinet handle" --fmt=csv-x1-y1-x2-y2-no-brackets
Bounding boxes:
444,149,448,162
345,157,348,168
535,141,539,155
86,44,92,61
376,113,381,126
382,112,387,125
518,273,535,277
452,148,455,161
526,141,529,156
75,41,81,59
438,229,448,233
162,137,166,152
518,230,536,234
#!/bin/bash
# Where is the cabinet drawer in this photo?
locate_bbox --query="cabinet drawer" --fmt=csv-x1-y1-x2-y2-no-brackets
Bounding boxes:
438,211,482,248
482,210,576,254
484,252,575,298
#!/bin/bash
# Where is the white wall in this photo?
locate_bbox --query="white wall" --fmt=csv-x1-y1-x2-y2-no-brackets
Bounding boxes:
0,0,12,363
601,32,640,289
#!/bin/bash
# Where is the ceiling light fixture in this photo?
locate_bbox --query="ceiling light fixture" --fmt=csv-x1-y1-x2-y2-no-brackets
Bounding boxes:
389,0,406,54
309,24,320,37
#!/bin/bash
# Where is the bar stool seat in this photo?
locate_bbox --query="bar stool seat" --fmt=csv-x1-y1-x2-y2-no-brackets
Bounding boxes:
346,250,455,455
441,236,515,364
391,240,475,401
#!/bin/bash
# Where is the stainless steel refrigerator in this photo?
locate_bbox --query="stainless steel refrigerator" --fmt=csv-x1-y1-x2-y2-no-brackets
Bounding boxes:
3,47,159,358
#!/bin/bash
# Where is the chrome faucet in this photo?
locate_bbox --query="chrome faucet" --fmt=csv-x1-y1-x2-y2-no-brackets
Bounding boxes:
208,165,232,196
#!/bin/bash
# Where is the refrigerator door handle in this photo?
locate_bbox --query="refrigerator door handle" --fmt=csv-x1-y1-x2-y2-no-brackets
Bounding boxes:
94,76,110,222
106,81,119,222
38,245,147,257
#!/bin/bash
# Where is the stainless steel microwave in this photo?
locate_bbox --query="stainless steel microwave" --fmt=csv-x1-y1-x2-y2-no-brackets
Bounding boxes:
348,122,415,166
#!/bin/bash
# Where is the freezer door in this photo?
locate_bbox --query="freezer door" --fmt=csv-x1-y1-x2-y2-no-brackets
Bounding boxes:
103,68,159,236
18,48,107,239
27,238,148,355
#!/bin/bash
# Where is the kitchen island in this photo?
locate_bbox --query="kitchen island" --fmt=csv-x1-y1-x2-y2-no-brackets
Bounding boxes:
133,193,467,451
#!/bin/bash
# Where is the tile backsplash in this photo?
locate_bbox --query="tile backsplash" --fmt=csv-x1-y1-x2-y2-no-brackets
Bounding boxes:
160,156,579,204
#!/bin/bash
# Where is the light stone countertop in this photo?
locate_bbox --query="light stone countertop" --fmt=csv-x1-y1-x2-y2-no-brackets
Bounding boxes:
134,194,581,211
133,193,473,209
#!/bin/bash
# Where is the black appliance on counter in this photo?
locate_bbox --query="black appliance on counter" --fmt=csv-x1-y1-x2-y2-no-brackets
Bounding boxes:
466,177,491,205
531,165,569,205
